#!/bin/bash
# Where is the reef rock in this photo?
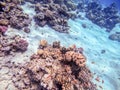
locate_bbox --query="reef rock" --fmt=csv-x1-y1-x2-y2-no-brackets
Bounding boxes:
109,32,120,42
24,27,30,33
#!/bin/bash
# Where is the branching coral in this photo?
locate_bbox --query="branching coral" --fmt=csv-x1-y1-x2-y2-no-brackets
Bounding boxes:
11,40,96,90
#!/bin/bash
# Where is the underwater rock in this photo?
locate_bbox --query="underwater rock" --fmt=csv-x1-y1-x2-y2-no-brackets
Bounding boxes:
9,13,30,29
10,40,96,90
82,23,87,28
109,32,120,42
24,27,30,33
101,50,106,54
34,12,46,27
52,25,69,33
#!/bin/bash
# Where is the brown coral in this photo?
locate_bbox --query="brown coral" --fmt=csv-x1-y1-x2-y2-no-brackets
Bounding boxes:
0,19,9,26
40,39,48,48
11,40,96,90
65,51,86,67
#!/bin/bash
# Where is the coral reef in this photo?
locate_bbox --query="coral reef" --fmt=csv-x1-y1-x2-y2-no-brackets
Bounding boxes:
34,2,70,33
85,2,120,30
0,34,28,57
25,0,77,33
10,40,96,90
0,0,30,30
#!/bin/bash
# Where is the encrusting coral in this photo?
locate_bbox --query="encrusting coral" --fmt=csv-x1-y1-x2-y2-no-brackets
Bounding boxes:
0,34,28,57
11,40,96,90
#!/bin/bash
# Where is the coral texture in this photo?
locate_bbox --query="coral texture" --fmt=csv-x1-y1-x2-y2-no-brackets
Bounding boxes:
0,25,8,34
0,34,28,57
85,2,120,30
27,0,77,33
0,0,30,30
11,40,96,90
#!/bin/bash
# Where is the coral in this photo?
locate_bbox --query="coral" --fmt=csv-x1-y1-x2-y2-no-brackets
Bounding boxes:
33,0,76,33
0,35,28,56
64,1,77,11
12,39,28,52
39,39,48,48
0,25,8,34
52,41,60,48
0,0,30,30
85,2,120,30
21,0,78,33
11,40,96,90
0,19,9,26
65,51,86,67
